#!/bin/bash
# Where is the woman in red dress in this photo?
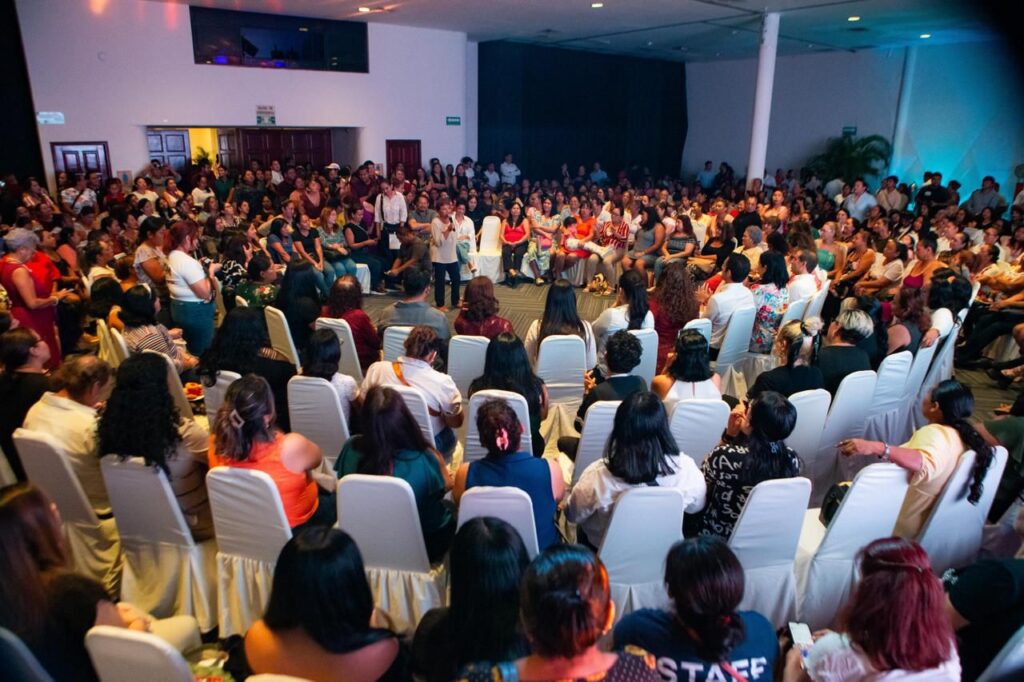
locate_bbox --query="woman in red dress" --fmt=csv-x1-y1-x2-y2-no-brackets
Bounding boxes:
0,229,69,368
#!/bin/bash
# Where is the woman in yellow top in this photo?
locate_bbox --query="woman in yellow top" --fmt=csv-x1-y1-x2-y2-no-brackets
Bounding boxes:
839,379,995,538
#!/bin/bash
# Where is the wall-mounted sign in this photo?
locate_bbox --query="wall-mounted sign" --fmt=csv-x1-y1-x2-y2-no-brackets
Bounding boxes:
842,126,857,136
257,105,277,126
446,116,461,126
36,111,65,125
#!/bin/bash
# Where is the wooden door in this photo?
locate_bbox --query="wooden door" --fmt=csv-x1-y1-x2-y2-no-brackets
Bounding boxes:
146,129,190,173
51,142,111,181
386,140,421,179
216,128,239,170
238,128,331,170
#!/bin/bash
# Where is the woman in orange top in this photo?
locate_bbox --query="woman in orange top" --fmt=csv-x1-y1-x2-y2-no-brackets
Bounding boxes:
209,374,335,529
552,202,598,282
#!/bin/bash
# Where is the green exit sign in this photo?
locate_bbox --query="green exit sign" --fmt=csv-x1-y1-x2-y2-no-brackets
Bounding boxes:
446,116,461,126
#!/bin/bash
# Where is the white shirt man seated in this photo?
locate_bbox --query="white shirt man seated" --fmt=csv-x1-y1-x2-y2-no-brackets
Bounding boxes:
701,254,755,355
788,249,821,303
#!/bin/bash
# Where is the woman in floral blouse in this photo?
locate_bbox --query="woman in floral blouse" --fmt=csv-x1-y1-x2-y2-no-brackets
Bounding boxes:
748,251,790,353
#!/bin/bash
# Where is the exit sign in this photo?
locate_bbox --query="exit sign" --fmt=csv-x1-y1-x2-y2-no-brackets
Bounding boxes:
446,116,461,126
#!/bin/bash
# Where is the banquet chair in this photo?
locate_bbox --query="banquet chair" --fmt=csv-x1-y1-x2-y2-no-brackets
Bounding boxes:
458,486,540,558
264,306,302,369
354,263,371,293
448,335,490,398
893,339,938,443
203,370,241,421
729,477,812,626
599,487,686,621
141,349,194,419
96,319,116,367
206,467,292,636
392,384,439,446
0,627,53,682
779,297,809,325
288,376,351,469
464,389,533,463
85,626,192,682
337,474,447,634
100,455,217,633
813,370,876,505
108,326,130,367
476,216,504,283
569,400,620,486
668,399,730,466
802,281,829,320
382,325,413,362
859,351,913,451
908,324,961,433
682,318,712,346
536,334,587,405
712,306,756,376
784,389,831,481
315,317,364,383
13,428,123,596
628,328,659,386
978,622,1024,682
795,463,909,629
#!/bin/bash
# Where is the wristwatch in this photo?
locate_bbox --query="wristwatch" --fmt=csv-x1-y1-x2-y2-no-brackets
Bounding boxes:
880,443,891,462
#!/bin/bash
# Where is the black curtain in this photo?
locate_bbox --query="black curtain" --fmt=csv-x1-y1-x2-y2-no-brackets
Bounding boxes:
478,41,687,181
0,0,44,187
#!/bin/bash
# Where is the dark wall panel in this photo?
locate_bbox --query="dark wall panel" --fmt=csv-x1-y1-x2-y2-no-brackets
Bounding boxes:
478,41,687,181
0,0,44,185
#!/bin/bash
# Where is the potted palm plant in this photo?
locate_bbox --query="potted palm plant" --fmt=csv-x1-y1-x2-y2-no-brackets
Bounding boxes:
807,134,892,183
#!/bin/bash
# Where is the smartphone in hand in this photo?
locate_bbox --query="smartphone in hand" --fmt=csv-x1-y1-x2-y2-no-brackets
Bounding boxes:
789,622,814,661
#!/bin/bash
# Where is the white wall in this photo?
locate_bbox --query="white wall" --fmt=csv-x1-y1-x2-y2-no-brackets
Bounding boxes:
16,0,471,187
464,41,479,161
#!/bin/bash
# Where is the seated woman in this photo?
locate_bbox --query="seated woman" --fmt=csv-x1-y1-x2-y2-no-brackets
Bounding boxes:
567,392,707,548
334,386,454,563
209,374,334,531
500,202,530,287
0,327,53,481
120,284,198,376
412,517,530,682
614,537,778,677
323,275,380,374
591,270,655,357
652,329,722,408
854,238,907,298
235,252,280,307
244,527,406,682
816,308,873,395
653,215,698,282
621,207,666,283
649,262,699,371
98,353,212,541
469,333,549,458
815,221,845,283
839,379,995,539
782,537,960,682
748,320,824,399
301,329,358,425
522,196,561,285
317,206,359,288
748,251,790,353
343,205,387,294
887,286,926,356
454,276,513,339
460,545,660,682
699,391,802,538
454,400,563,550
524,278,598,367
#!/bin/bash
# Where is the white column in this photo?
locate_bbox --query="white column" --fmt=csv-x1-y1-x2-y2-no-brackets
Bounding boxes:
745,12,780,190
888,45,917,179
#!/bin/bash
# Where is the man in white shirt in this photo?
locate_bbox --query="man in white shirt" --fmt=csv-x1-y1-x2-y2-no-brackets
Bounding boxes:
697,161,716,191
590,161,609,186
483,162,500,188
701,254,755,355
500,153,521,186
788,249,820,303
823,177,845,201
876,175,906,213
843,178,878,222
689,201,712,247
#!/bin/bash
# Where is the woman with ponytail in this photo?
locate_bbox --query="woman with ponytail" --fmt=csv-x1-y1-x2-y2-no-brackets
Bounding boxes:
699,391,802,538
592,269,654,356
614,537,779,682
840,379,995,538
747,319,825,400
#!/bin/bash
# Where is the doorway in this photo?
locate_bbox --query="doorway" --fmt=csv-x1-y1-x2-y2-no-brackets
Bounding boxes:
386,140,421,179
50,142,111,182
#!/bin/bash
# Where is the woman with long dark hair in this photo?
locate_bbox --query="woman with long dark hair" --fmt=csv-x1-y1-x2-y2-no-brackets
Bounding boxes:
500,201,530,287
749,251,790,353
98,354,212,541
649,262,699,370
614,537,779,677
301,329,358,424
523,278,597,367
699,391,802,538
275,259,322,350
652,328,722,406
840,379,995,539
120,284,198,375
323,274,380,373
887,286,926,356
334,385,454,562
592,269,654,356
621,206,666,284
454,276,513,339
568,391,706,548
0,328,52,481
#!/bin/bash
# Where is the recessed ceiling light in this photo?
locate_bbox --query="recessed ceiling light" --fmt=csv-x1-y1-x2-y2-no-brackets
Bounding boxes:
298,26,308,31
920,33,931,39
847,16,860,22
358,6,372,12
591,3,604,8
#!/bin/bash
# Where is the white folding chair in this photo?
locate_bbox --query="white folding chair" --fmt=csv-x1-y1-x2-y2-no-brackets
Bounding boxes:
448,335,490,398
785,389,831,480
108,327,130,367
203,370,241,421
288,376,351,468
464,389,533,462
628,328,658,386
85,626,192,682
96,319,116,367
795,463,909,629
100,456,217,632
599,487,685,620
894,340,938,443
382,325,414,362
779,297,808,325
142,349,194,419
813,370,876,505
458,486,540,558
315,317,364,383
206,467,292,636
861,351,913,446
570,401,620,486
682,318,711,346
337,475,447,634
712,306,756,375
13,428,123,596
802,281,829,320
392,384,438,446
476,215,504,283
978,622,1024,682
0,627,53,682
536,334,587,405
729,477,812,626
918,447,1008,574
669,399,730,466
264,305,302,369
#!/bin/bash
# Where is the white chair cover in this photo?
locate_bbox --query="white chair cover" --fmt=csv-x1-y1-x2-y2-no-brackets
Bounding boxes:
780,298,809,325
860,351,913,452
893,340,938,443
100,456,216,632
264,306,302,369
315,317,364,383
382,325,413,362
537,335,588,454
458,486,540,558
142,350,194,419
570,401,620,486
288,376,350,468
599,488,685,620
448,335,490,398
13,428,123,596
713,306,756,375
628,328,658,386
682,318,712,346
392,384,438,445
795,463,909,629
337,475,446,634
206,467,292,636
813,370,877,505
234,295,249,308
354,262,371,294
978,622,1024,682
909,327,960,433
476,216,504,283
918,447,1008,574
722,352,778,398
668,399,730,466
108,327,130,367
0,627,53,682
204,370,241,421
785,389,831,478
96,319,116,367
464,390,533,462
85,626,192,682
729,477,812,626
802,282,829,320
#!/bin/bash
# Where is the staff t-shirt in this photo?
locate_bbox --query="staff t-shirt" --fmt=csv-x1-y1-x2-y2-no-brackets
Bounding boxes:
614,609,777,682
